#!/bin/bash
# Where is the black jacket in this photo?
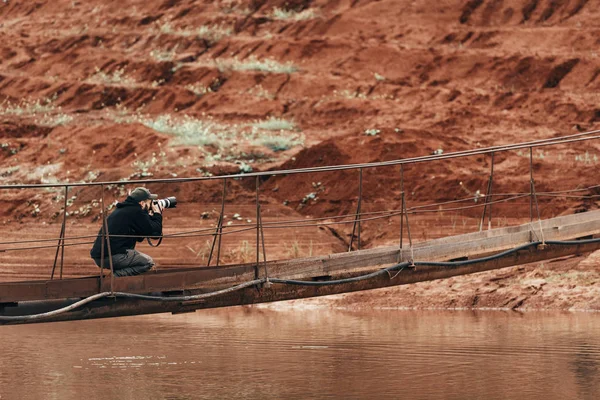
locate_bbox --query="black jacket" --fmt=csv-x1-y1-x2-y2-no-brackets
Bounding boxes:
90,196,163,259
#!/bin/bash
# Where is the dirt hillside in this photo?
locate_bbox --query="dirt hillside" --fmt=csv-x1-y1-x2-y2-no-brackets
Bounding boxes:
1,0,599,310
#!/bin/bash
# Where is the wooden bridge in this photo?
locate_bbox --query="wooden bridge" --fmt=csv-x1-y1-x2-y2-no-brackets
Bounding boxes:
1,131,600,324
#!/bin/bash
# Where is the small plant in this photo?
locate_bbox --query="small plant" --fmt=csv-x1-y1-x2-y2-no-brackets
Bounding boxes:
301,192,317,204
38,113,74,127
246,85,275,100
196,25,233,43
150,47,178,62
575,151,596,164
285,239,314,258
185,83,213,97
116,113,230,147
216,56,299,74
458,181,483,202
288,240,301,258
85,170,100,182
26,163,62,183
158,22,232,44
226,240,254,263
31,203,41,217
87,67,137,86
238,162,253,173
186,240,213,260
106,110,302,162
253,134,303,152
0,96,56,116
220,0,252,15
271,7,319,21
1,142,19,155
0,165,19,178
252,117,295,131
335,89,368,99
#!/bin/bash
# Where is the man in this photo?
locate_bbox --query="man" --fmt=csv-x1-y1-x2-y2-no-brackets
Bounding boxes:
90,187,163,277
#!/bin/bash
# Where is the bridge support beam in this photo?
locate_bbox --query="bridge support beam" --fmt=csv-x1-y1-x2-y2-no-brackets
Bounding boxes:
2,239,599,325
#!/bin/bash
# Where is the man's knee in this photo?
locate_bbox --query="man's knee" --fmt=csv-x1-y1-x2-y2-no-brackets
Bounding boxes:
127,250,154,268
143,253,155,267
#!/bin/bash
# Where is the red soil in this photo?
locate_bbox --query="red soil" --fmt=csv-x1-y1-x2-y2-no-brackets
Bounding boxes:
1,0,600,309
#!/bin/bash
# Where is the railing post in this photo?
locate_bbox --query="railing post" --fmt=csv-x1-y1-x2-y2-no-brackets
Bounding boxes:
398,165,405,263
59,185,68,280
349,168,363,251
528,147,546,245
207,178,227,267
51,185,69,280
398,164,414,265
479,152,495,231
99,186,105,290
259,200,269,280
100,184,115,293
255,176,260,280
529,147,534,226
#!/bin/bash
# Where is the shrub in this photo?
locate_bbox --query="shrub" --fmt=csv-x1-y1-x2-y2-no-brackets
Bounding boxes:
132,114,230,147
150,48,178,62
216,56,299,74
0,97,55,116
253,134,303,152
87,67,137,86
271,8,319,21
159,23,232,44
251,117,296,131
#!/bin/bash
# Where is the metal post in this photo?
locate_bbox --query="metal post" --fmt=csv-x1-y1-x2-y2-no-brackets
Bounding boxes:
51,185,68,280
529,149,545,245
100,184,115,293
207,178,227,267
99,187,105,290
349,168,363,251
259,203,269,279
398,165,405,263
255,176,260,280
479,152,494,231
403,186,414,264
401,165,415,265
529,147,534,225
529,147,534,242
59,186,68,279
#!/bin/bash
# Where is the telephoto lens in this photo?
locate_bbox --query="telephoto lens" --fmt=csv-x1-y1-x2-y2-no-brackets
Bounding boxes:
154,196,177,209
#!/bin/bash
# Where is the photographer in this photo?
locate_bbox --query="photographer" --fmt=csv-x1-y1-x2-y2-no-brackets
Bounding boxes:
90,187,163,277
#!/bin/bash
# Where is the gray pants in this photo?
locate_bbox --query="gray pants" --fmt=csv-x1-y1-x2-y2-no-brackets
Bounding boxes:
93,249,154,277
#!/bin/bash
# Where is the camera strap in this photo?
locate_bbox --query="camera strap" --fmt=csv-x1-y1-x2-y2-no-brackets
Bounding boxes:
146,237,163,247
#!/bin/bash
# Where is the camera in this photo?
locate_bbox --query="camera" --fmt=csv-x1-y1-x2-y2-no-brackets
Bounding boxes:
153,196,177,209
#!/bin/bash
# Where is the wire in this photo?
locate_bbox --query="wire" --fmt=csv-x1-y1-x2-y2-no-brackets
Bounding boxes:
2,181,600,248
1,129,600,189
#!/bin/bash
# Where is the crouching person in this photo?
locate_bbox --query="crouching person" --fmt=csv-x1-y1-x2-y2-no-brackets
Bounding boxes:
90,187,163,277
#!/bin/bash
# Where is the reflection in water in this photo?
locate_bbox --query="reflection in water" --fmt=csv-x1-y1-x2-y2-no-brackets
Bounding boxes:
1,309,600,400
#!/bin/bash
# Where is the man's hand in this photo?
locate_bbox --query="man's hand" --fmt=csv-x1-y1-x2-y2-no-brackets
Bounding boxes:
151,202,163,215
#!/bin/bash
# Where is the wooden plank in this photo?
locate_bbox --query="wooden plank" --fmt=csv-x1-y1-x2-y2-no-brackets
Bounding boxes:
428,209,600,245
1,211,599,303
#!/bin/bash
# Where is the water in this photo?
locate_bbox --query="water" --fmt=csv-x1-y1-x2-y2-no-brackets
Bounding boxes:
1,308,599,400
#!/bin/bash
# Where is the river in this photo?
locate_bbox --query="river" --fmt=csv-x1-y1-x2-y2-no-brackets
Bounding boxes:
1,307,599,399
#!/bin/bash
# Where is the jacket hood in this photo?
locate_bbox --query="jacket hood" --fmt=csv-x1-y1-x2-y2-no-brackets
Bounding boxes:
116,196,143,208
